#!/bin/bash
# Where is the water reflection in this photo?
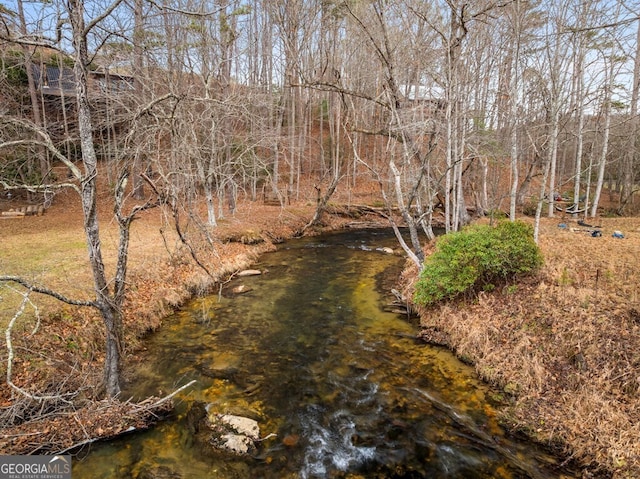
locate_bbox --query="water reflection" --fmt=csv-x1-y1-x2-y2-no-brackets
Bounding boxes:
73,229,574,478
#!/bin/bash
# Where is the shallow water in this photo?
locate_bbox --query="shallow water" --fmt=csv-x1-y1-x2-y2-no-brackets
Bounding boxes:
73,229,575,478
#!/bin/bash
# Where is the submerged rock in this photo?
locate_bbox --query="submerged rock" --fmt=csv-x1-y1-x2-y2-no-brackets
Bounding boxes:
282,434,299,447
231,284,252,294
135,465,182,479
195,363,239,380
185,401,207,435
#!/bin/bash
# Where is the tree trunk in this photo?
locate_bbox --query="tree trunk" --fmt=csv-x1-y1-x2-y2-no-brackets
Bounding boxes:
572,33,586,217
590,54,617,218
508,0,521,221
17,0,47,180
619,20,640,213
131,0,146,200
533,147,552,243
69,0,122,397
546,108,560,217
590,101,612,218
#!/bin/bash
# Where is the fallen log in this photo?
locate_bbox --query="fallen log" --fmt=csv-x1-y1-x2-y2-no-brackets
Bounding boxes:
1,210,26,217
1,204,46,218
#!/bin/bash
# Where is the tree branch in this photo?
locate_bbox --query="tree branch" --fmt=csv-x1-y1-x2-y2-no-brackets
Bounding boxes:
130,379,197,413
83,0,126,37
296,81,390,110
4,288,77,402
0,33,59,49
0,118,84,180
143,0,224,17
0,277,97,308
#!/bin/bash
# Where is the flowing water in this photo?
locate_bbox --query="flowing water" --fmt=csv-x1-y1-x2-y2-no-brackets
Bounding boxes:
73,229,575,479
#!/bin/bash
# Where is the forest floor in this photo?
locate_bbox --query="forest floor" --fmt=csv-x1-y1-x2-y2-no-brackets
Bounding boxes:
1,181,639,478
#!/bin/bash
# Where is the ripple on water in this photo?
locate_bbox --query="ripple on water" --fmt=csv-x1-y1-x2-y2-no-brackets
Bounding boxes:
300,404,377,479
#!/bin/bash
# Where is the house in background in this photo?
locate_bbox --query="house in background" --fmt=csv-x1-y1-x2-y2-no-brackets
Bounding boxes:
29,63,135,146
89,69,135,94
31,64,134,97
31,64,76,96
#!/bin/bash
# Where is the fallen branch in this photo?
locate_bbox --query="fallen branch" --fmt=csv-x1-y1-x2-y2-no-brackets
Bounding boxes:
130,379,197,414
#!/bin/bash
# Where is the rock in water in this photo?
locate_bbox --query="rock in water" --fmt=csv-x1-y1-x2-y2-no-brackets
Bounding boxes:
136,465,182,479
231,284,252,294
216,414,260,440
237,269,262,277
208,413,260,455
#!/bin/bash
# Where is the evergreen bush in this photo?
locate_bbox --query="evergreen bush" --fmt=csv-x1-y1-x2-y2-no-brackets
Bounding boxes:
414,221,543,306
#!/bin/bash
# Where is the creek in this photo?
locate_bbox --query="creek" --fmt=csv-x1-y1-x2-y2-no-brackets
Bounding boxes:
73,228,575,478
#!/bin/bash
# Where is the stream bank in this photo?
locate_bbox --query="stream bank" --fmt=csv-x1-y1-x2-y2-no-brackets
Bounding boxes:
73,228,578,478
403,217,640,479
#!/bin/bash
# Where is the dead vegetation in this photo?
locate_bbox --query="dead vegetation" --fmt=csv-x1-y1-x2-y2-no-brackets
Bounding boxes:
409,216,640,479
2,395,177,455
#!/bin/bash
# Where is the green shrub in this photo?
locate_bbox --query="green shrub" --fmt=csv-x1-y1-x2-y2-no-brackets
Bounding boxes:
414,221,543,306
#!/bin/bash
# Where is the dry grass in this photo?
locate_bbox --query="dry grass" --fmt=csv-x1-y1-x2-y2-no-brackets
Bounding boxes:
411,216,640,478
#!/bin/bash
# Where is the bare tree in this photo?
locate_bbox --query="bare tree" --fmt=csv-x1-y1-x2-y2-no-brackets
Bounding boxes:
507,0,523,221
569,1,590,218
590,58,618,217
0,0,166,398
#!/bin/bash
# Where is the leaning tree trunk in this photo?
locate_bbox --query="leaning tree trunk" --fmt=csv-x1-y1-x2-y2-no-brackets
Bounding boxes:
302,173,340,233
